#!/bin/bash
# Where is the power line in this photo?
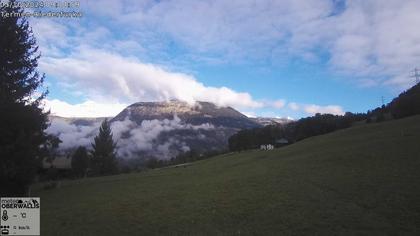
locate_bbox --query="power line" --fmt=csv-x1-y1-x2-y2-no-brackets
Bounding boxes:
411,67,420,84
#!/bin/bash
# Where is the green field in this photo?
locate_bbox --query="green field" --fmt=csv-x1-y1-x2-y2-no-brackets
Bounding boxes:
34,116,420,235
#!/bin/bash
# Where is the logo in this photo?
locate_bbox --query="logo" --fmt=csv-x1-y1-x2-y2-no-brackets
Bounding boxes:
1,198,40,235
1,199,40,209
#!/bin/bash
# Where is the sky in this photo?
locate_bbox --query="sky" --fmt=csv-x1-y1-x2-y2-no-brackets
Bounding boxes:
23,0,420,119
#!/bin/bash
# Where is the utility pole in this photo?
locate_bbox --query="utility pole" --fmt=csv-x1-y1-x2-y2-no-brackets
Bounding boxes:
411,67,420,84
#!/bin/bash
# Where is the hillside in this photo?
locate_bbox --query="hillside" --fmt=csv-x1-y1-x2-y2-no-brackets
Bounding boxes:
110,100,261,158
112,100,261,129
34,115,420,235
389,82,420,118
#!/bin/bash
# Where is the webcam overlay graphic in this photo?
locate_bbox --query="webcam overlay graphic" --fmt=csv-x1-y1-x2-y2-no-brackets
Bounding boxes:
1,198,40,235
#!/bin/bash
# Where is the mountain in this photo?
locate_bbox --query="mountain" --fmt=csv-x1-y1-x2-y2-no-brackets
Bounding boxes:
110,100,261,158
250,117,294,126
48,100,261,160
112,100,260,129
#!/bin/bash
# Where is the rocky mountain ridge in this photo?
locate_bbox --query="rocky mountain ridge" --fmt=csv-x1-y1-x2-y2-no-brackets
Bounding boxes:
112,100,260,129
250,117,293,126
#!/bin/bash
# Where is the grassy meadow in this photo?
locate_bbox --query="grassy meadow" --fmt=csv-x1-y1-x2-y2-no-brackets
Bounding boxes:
34,115,420,235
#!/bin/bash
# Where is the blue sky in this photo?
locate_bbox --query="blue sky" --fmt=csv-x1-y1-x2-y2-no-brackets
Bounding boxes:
27,0,420,118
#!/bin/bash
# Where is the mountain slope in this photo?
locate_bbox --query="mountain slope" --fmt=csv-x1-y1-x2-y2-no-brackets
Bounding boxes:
110,100,261,158
112,100,260,129
250,116,294,126
389,82,420,118
47,101,261,159
35,115,420,235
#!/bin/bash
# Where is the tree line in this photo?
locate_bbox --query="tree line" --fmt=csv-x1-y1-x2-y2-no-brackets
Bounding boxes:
229,81,420,152
228,112,366,152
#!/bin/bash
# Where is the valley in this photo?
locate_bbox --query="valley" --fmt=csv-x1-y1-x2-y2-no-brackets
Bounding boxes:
34,115,420,235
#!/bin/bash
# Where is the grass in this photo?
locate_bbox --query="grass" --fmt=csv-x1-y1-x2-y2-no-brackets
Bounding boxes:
34,115,420,235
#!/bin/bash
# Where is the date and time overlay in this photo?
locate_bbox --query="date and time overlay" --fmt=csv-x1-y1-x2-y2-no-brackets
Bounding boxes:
1,1,82,18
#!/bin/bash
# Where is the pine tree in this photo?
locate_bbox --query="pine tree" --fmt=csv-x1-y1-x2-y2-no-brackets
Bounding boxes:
0,1,56,195
71,146,89,178
91,119,118,175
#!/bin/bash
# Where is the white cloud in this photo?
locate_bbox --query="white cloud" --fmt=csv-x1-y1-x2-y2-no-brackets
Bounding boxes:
289,0,420,88
303,104,345,116
30,0,420,119
46,117,100,150
114,0,333,61
284,102,344,116
85,0,420,88
31,19,69,57
28,0,420,91
271,99,286,109
112,116,214,159
46,114,215,159
44,99,127,117
288,102,300,111
40,48,263,110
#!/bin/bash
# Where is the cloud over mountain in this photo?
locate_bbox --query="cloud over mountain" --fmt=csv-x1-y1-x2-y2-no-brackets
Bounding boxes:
46,117,101,150
44,99,128,118
111,115,214,159
40,48,263,110
47,115,215,159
